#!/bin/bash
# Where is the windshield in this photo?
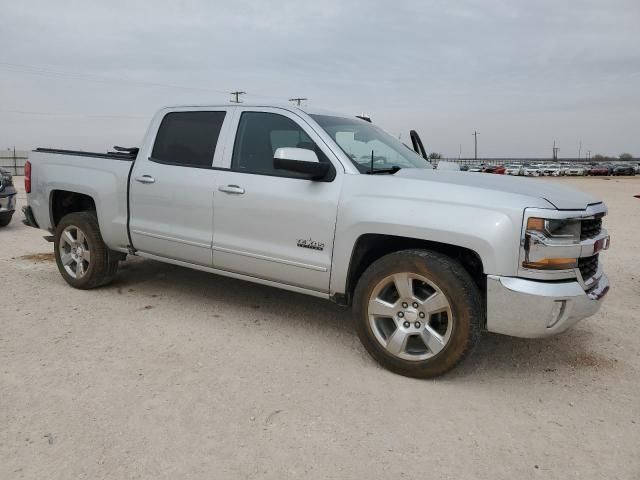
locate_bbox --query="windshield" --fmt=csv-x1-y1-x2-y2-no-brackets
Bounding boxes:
310,114,431,173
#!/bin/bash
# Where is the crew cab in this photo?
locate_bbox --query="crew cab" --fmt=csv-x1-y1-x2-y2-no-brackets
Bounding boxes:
23,104,611,378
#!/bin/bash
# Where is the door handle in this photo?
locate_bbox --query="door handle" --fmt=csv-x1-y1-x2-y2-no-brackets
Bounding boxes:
218,185,245,194
135,175,156,184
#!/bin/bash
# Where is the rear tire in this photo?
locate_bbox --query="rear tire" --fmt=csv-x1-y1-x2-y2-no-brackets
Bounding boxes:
0,213,12,227
353,249,482,378
54,211,119,289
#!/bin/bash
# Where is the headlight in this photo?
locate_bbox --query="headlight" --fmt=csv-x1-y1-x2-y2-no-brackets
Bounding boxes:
526,217,580,242
522,217,581,270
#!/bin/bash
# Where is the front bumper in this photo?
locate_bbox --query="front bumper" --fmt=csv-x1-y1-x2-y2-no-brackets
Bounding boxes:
486,273,609,338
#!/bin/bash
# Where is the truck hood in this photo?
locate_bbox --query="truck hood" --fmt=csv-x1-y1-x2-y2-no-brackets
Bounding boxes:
394,169,600,210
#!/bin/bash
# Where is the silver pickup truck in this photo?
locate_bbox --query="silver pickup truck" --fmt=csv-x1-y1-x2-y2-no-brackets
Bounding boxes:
23,104,610,378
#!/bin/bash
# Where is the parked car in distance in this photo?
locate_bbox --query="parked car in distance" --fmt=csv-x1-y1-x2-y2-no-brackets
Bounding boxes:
542,164,561,176
23,103,612,379
589,165,610,176
505,164,523,176
467,165,483,172
612,164,636,176
435,161,461,171
483,165,505,174
0,167,17,227
523,166,541,177
565,165,587,176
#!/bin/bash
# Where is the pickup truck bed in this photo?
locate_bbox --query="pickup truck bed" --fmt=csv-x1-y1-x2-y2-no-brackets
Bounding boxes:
28,148,136,250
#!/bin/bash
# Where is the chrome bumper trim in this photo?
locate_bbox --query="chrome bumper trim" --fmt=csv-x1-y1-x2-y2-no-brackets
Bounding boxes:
0,192,16,213
486,273,609,338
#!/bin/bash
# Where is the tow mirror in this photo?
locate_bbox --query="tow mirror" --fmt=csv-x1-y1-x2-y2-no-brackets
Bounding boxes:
273,147,330,180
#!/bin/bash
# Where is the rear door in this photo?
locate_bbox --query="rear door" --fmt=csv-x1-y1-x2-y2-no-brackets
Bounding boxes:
211,107,344,292
129,108,234,266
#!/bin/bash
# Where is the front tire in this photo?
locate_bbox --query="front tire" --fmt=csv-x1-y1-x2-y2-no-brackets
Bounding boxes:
353,250,482,378
54,211,119,289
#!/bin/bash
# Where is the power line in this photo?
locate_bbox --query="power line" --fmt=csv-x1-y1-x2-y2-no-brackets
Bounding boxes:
230,91,246,103
0,61,294,102
288,97,307,106
0,109,150,119
0,61,232,95
0,61,282,104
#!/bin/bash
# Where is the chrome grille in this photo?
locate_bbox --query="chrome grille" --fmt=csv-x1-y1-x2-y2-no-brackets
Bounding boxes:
578,254,599,281
581,217,602,241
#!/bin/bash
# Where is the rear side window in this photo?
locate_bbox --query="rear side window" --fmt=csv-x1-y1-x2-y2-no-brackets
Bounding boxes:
231,112,330,176
151,111,226,167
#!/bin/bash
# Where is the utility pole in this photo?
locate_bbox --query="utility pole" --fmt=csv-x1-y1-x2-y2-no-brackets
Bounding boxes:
459,143,462,160
552,140,559,161
288,97,307,106
472,130,479,161
578,140,582,161
230,91,246,103
587,150,592,161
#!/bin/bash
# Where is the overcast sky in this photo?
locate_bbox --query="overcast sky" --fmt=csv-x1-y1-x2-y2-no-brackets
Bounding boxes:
1,0,638,158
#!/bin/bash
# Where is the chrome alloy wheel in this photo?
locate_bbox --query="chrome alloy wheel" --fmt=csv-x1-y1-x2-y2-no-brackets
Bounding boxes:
367,272,453,361
58,225,91,279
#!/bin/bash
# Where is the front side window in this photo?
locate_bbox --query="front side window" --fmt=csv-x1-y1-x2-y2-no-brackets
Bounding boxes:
152,111,226,167
232,112,329,176
310,115,431,173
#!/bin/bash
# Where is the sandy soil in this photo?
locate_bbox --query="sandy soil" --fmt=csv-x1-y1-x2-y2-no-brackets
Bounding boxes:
1,176,639,479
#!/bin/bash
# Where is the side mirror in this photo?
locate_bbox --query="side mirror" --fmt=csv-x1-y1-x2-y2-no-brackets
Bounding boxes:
273,147,331,180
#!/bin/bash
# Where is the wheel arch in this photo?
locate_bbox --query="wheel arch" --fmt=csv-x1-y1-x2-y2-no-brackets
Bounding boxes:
336,233,485,307
49,190,97,228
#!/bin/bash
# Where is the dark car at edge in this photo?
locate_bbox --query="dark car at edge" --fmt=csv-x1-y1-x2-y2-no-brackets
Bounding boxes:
0,167,17,227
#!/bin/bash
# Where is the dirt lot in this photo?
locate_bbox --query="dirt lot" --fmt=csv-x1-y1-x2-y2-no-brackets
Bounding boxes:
1,176,639,479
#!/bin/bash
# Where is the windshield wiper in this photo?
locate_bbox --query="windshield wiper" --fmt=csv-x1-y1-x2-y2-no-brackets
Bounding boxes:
366,150,401,174
366,167,401,174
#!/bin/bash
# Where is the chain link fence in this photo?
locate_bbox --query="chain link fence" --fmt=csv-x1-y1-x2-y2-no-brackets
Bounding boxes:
0,150,28,175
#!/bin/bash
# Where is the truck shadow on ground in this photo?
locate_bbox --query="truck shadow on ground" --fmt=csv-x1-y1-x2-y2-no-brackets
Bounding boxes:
108,257,614,380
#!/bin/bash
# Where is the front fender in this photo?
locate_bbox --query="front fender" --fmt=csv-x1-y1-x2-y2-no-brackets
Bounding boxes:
329,193,524,295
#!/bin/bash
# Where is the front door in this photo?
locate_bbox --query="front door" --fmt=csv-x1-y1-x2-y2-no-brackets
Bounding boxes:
212,108,343,292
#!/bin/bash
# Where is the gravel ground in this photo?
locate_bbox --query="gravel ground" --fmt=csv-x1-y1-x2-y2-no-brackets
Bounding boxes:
1,176,639,479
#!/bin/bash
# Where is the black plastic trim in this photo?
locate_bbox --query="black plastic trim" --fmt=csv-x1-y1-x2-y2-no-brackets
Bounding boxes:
330,292,349,307
125,161,136,253
148,156,219,170
34,148,136,161
148,156,337,182
21,206,39,229
273,158,334,181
